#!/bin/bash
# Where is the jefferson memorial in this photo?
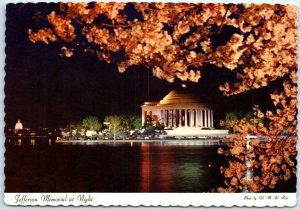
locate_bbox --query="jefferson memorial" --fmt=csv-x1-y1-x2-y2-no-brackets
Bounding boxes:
141,89,228,135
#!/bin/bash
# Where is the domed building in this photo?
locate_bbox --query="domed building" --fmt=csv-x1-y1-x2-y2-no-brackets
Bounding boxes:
141,89,214,129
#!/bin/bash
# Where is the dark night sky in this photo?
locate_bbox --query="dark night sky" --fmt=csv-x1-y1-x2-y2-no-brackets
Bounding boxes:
5,3,278,129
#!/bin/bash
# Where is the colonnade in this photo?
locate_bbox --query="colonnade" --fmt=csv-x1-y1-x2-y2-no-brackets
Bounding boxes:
142,108,214,128
160,109,213,128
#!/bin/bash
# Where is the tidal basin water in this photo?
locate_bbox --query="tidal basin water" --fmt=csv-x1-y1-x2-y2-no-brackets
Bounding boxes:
5,139,227,192
5,139,296,193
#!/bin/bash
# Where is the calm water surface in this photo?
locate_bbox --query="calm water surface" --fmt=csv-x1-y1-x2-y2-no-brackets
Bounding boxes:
5,139,296,192
5,140,226,192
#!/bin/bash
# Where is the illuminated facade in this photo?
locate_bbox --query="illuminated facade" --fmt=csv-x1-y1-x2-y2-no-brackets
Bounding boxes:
141,90,214,129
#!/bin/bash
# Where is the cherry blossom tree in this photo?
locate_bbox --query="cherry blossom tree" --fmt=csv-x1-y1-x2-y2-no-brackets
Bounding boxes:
28,2,298,192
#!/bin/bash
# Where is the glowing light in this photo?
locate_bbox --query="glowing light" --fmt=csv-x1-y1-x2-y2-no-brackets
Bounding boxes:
15,120,23,131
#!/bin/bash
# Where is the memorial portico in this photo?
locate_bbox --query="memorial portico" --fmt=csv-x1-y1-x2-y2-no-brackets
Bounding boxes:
141,90,214,129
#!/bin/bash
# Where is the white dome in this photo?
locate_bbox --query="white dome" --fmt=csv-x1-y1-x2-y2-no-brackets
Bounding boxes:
159,90,209,107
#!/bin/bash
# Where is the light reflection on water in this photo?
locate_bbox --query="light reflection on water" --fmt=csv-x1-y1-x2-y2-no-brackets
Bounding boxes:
5,141,226,192
139,143,221,192
5,140,297,193
7,138,54,146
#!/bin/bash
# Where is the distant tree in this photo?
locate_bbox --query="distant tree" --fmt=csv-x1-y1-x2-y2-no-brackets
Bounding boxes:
120,115,133,131
82,115,102,131
245,111,264,126
222,110,265,135
104,114,142,139
66,121,76,132
66,121,83,132
132,116,142,130
245,111,254,120
104,115,123,139
125,114,143,130
220,111,243,133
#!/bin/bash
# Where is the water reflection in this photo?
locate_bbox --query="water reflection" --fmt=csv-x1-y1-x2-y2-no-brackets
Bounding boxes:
139,144,226,192
141,144,172,191
141,144,150,192
5,140,226,192
6,138,54,146
157,145,171,192
5,142,296,193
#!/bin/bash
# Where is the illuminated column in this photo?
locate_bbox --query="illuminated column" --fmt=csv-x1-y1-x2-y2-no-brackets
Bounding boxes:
175,109,178,127
195,109,197,127
170,110,172,127
165,110,168,127
163,110,165,127
207,109,209,127
198,109,201,127
204,109,208,127
188,109,191,127
199,109,202,127
171,109,174,127
208,109,211,127
190,109,193,127
197,109,200,127
167,110,170,127
174,109,176,127
169,109,173,127
207,110,209,127
168,109,170,127
189,110,192,127
179,109,182,127
207,109,210,127
173,109,175,127
193,109,197,127
185,109,188,127
169,109,171,127
142,110,145,126
160,110,164,126
196,109,199,127
172,109,175,127
163,110,166,127
190,109,192,127
191,109,194,127
159,110,162,125
195,109,199,127
211,110,214,128
199,109,201,127
175,109,177,127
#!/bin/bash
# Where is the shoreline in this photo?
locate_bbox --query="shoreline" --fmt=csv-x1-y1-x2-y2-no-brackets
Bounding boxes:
55,138,231,145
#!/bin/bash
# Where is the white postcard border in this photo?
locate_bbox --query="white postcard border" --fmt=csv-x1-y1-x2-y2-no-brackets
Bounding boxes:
4,193,297,207
2,0,300,208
